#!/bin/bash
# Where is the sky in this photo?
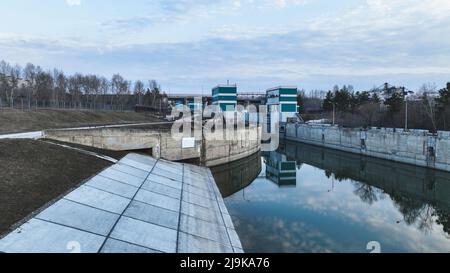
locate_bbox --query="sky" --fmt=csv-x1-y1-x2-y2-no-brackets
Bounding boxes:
1,0,450,94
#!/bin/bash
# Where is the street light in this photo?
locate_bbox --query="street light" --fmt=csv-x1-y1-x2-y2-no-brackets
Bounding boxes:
404,90,414,131
332,103,336,126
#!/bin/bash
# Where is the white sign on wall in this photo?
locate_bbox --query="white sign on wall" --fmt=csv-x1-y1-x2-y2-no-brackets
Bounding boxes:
182,137,196,149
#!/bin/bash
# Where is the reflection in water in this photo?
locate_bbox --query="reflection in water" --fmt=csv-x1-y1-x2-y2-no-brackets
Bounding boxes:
263,151,297,187
212,141,450,253
210,151,262,198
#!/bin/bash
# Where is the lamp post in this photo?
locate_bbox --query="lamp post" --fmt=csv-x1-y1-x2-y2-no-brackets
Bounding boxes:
332,103,336,126
404,90,414,131
405,97,408,131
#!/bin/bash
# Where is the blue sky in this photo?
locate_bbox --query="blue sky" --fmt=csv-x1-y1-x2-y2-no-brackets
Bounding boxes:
1,0,450,94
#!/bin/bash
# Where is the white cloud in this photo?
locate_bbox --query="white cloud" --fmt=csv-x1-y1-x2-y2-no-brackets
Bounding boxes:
66,0,81,6
271,0,308,8
2,0,450,92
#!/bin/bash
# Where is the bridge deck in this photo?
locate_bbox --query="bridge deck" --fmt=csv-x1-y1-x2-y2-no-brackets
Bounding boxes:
0,154,243,253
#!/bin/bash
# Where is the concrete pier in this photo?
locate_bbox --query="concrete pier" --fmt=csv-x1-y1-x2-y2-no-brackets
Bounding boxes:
0,153,243,253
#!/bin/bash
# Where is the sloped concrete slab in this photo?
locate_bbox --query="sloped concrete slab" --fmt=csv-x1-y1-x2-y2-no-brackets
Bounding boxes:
179,214,230,244
99,168,144,187
155,164,183,176
36,199,119,236
184,177,213,192
184,184,215,200
181,201,224,226
234,247,245,253
182,191,220,212
119,158,155,172
100,239,160,253
178,232,234,253
184,164,208,175
157,160,183,170
134,190,180,212
0,219,105,253
124,201,179,230
221,213,235,229
110,217,177,253
147,173,182,190
217,199,230,215
65,186,130,214
227,228,243,249
142,180,182,200
110,163,149,179
0,153,242,253
153,167,183,182
86,175,138,199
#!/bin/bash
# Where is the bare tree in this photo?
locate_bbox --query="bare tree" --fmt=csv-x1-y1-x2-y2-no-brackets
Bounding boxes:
1,59,163,112
99,77,109,109
53,69,67,108
68,74,83,107
0,60,12,107
133,80,145,105
22,63,37,107
419,83,438,132
35,70,54,106
9,64,22,108
111,74,130,110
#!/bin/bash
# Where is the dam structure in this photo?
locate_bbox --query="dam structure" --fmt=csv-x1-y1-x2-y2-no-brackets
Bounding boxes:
0,86,264,253
43,124,261,167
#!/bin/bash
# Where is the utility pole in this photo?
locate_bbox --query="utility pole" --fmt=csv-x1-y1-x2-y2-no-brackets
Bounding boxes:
405,98,408,131
332,103,336,126
404,90,413,131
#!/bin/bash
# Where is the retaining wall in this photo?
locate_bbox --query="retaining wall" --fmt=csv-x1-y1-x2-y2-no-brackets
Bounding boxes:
203,126,261,167
284,123,450,172
44,125,261,167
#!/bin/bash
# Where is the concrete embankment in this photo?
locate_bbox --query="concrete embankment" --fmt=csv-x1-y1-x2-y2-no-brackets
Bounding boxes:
0,153,243,253
283,123,450,172
43,125,261,167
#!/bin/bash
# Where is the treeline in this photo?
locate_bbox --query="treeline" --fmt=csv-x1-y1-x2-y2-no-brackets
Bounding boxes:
298,83,450,132
0,60,168,112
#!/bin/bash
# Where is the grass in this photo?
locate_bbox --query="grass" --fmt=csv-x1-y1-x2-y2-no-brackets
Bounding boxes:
0,139,114,236
0,109,163,134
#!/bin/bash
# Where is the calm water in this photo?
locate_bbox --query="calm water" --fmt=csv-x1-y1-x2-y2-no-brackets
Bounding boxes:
211,141,450,253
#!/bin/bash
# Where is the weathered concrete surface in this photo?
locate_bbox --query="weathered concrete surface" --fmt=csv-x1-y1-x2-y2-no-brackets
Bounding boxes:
43,128,163,152
284,123,450,172
203,126,261,167
0,153,243,253
44,125,262,167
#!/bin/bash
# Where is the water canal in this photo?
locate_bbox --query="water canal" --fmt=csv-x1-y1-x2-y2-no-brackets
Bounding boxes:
211,141,450,253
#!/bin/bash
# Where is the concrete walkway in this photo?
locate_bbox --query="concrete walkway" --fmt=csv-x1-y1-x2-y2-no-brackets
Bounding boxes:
0,121,173,140
0,153,243,253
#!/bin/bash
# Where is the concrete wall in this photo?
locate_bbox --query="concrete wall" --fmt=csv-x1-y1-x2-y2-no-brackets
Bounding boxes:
203,125,261,167
284,123,450,172
43,128,161,152
44,125,261,167
159,133,201,162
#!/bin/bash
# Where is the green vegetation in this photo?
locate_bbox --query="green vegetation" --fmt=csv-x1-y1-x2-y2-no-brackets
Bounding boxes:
0,139,112,235
0,109,162,134
300,82,450,131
